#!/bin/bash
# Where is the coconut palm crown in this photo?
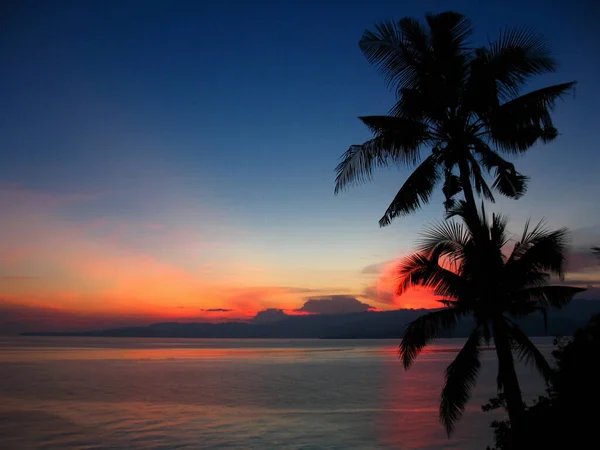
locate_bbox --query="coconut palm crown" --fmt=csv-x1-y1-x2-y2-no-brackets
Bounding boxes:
396,203,584,437
335,11,575,227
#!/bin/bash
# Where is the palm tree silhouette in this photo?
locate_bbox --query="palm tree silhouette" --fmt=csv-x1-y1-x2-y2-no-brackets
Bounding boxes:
396,202,584,446
335,12,575,227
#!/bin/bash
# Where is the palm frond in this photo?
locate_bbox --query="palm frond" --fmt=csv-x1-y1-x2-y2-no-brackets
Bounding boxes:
389,88,427,119
507,269,550,292
486,27,557,98
507,222,569,279
472,140,509,172
492,167,528,198
517,218,547,247
359,21,421,90
440,326,482,436
520,285,585,309
399,307,463,368
444,199,469,220
379,153,440,226
359,115,429,165
438,299,458,307
490,213,510,249
488,82,576,154
445,200,488,241
334,143,388,193
498,82,575,125
461,51,501,116
417,219,469,263
469,157,495,202
396,252,465,298
503,296,543,319
334,116,430,194
426,11,473,51
426,12,472,89
472,141,529,198
396,253,430,292
397,17,430,55
507,321,554,384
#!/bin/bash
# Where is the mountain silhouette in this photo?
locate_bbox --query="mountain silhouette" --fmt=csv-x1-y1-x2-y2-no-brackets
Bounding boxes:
21,300,600,339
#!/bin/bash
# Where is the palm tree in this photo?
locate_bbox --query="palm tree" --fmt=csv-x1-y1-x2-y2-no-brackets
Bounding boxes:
396,203,584,447
335,11,575,227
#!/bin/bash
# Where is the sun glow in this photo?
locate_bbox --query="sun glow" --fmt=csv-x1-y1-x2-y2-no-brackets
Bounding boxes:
374,259,442,310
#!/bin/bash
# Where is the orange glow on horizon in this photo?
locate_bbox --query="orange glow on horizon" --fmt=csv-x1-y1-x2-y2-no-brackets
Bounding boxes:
0,186,325,328
374,260,442,310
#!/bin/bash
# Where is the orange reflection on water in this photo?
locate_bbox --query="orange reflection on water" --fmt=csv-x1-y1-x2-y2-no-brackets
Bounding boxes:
376,344,459,449
0,344,356,363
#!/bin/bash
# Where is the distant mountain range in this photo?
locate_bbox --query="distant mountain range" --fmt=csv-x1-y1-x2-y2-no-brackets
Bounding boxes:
22,300,600,339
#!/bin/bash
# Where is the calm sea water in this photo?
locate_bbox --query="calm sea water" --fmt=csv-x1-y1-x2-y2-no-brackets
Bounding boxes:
0,337,553,449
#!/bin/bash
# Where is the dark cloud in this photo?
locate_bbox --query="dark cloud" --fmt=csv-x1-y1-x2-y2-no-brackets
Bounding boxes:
252,309,288,324
201,308,232,312
296,295,375,314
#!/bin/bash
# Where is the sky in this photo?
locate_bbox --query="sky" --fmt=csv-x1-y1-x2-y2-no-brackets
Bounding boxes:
1,0,599,332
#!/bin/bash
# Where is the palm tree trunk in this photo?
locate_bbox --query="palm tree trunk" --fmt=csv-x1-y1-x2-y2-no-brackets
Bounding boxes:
493,323,526,450
458,160,482,236
458,160,477,212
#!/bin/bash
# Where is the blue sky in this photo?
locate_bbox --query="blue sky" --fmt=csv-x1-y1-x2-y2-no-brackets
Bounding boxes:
1,0,599,329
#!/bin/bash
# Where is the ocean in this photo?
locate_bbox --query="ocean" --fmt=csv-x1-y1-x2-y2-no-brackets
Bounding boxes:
0,337,553,449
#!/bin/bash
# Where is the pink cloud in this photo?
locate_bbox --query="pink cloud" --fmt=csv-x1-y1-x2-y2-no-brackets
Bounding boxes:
0,186,390,331
0,187,288,322
362,258,441,309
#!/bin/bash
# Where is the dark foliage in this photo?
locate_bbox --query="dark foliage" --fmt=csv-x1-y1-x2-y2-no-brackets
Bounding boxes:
396,204,583,436
484,314,600,449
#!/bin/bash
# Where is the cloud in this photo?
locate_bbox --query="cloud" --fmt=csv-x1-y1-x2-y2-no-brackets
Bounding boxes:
0,185,399,330
252,308,288,324
296,295,375,314
566,249,600,272
362,259,441,309
362,259,400,306
360,260,395,275
0,186,320,327
363,285,395,304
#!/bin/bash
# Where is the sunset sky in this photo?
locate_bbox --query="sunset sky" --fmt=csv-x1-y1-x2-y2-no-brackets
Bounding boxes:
1,0,599,332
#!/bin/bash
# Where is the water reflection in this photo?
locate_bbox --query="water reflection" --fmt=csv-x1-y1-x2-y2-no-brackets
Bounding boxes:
0,337,550,449
376,341,510,449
